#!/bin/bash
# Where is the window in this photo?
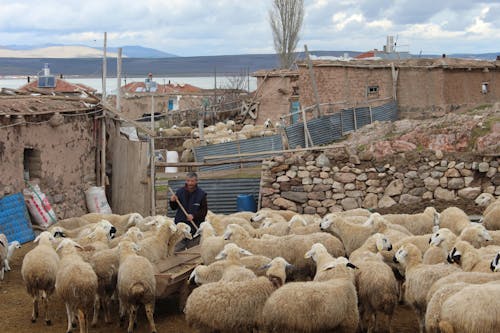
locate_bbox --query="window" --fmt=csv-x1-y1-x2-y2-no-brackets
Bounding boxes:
482,82,489,94
23,148,42,180
367,86,379,95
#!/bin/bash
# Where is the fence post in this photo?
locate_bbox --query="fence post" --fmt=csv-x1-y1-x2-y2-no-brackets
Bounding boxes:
353,106,357,130
369,105,373,124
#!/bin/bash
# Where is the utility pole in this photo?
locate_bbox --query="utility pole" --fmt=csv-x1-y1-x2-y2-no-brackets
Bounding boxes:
150,95,156,216
116,47,122,112
304,44,321,118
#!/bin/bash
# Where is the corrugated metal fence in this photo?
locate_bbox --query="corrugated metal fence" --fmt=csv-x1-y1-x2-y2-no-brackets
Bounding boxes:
193,135,283,172
286,100,398,148
166,178,261,217
194,100,398,171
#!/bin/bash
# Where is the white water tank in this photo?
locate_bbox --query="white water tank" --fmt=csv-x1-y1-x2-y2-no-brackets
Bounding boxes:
165,150,179,173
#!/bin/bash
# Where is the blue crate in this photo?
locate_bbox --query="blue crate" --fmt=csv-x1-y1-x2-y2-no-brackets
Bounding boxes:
0,192,35,244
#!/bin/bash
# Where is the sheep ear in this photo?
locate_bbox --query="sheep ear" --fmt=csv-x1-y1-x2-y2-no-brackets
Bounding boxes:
320,262,336,271
169,223,177,233
347,262,358,270
0,240,4,247
215,251,227,260
304,249,315,259
259,263,271,270
55,241,65,252
239,248,253,256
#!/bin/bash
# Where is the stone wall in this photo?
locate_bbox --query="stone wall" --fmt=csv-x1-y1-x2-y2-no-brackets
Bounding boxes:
260,148,500,214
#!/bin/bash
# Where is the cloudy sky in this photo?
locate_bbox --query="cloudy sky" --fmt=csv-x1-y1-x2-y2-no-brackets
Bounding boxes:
1,0,499,56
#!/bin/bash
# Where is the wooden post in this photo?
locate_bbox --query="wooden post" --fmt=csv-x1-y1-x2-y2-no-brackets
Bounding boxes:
150,95,156,216
101,32,107,188
391,63,398,101
302,107,314,147
116,47,122,112
353,106,357,130
304,44,322,118
369,105,373,124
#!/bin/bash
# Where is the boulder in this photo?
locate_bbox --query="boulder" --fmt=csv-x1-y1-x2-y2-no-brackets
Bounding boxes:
378,196,397,208
385,179,404,196
447,178,465,190
434,187,456,201
273,197,297,211
281,191,308,203
362,193,378,209
399,194,421,205
341,198,359,210
457,187,481,200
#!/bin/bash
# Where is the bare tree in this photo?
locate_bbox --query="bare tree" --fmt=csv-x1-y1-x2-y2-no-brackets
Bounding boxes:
269,0,304,69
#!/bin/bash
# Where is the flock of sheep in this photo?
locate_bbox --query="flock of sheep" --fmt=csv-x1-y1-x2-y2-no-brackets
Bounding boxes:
1,197,500,333
1,213,192,333
185,198,500,333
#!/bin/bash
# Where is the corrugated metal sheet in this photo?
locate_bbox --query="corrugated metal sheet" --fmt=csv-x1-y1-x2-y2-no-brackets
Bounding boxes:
166,178,261,216
329,114,343,140
354,106,371,128
285,122,305,149
341,108,355,133
308,116,337,146
372,100,398,122
193,135,283,172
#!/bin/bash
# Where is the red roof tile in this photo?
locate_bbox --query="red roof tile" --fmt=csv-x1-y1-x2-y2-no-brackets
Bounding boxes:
356,51,376,59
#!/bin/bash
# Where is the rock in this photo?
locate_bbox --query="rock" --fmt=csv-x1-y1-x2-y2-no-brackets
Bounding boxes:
431,171,444,179
302,177,312,185
345,183,356,191
362,193,378,209
422,191,434,200
349,154,361,165
492,174,500,186
464,177,474,187
404,178,415,189
457,187,481,200
308,191,326,200
312,184,331,192
281,191,308,203
315,154,331,168
303,185,314,192
320,171,330,179
444,168,460,178
399,194,421,205
487,167,497,178
286,170,297,178
440,177,448,188
356,173,368,181
303,206,317,214
359,150,373,161
273,197,297,211
261,187,276,196
312,178,323,184
460,169,473,177
329,205,344,213
475,193,495,206
366,179,380,186
308,200,322,208
332,193,346,200
322,199,337,207
455,162,465,169
378,196,397,208
385,179,404,196
346,190,364,198
484,186,495,194
408,187,427,196
276,175,290,182
334,172,356,184
434,187,456,201
405,171,418,179
478,162,490,173
272,183,280,189
317,207,328,215
341,198,359,210
447,178,465,190
271,164,289,173
297,170,310,178
448,161,456,169
435,150,443,159
393,140,417,152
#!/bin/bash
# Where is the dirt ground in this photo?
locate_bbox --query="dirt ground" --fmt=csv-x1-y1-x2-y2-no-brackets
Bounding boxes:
0,242,420,333
375,198,485,216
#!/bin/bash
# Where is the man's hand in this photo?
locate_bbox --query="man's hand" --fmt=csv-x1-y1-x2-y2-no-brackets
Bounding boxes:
186,214,194,222
170,194,178,202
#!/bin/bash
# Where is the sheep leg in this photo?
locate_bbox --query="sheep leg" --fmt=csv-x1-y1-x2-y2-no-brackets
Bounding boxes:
77,309,86,333
145,302,157,333
103,296,112,324
42,291,51,325
0,267,4,280
31,294,39,323
65,303,74,333
127,305,138,333
91,296,100,327
119,300,126,327
5,259,11,271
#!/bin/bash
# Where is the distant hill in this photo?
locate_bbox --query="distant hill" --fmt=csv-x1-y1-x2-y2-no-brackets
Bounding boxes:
0,50,497,77
0,44,176,58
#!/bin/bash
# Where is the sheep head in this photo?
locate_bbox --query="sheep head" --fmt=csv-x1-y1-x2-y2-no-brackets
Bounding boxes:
34,231,55,244
215,243,253,260
223,224,250,241
97,219,116,239
176,223,193,240
56,238,84,256
373,233,392,252
393,243,421,267
263,257,292,288
304,243,329,262
490,252,500,272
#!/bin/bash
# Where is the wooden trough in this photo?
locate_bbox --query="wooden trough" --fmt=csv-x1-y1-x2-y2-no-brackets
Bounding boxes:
154,244,201,299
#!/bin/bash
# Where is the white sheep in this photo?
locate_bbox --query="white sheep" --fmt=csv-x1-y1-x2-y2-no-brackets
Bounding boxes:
223,223,345,280
196,221,228,265
320,214,375,255
109,226,144,248
458,223,492,248
349,234,399,333
4,240,21,272
137,220,177,264
55,238,98,333
0,233,8,280
447,240,496,272
80,212,143,236
484,199,500,216
167,222,193,255
117,240,157,333
185,256,291,332
437,282,500,332
423,228,458,264
439,207,471,235
382,206,440,235
261,255,360,333
49,219,117,240
21,231,59,325
52,217,95,230
393,243,461,333
483,205,500,230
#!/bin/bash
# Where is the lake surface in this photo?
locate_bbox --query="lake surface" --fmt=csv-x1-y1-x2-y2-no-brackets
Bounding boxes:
0,76,257,94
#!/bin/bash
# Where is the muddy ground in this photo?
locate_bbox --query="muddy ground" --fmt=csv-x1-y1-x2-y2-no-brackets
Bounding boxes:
0,242,420,333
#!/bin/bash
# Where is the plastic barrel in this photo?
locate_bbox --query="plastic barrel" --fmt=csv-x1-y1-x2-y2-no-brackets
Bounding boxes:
165,150,179,173
236,194,257,212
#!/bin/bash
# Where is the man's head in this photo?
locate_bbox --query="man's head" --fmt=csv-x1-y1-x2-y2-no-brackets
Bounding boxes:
185,172,198,191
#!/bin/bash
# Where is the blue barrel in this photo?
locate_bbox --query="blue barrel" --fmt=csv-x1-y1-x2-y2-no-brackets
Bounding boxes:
236,194,257,212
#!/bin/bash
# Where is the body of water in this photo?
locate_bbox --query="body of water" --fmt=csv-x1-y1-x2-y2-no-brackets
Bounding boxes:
0,76,257,94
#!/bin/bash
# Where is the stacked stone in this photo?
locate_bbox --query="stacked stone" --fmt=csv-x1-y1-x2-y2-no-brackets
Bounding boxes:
260,148,500,215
